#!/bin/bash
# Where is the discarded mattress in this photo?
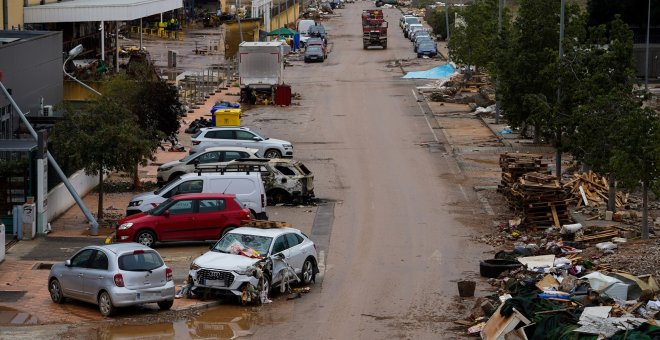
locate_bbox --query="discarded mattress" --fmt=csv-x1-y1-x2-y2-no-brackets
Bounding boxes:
403,63,456,79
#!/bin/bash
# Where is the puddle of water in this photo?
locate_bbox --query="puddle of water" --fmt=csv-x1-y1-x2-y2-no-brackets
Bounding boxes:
97,305,256,340
0,306,39,325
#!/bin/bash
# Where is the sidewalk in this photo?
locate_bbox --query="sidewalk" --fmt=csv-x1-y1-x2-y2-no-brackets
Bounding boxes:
0,86,243,325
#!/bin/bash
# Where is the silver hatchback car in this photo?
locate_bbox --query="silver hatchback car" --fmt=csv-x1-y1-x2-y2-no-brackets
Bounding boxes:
48,243,176,316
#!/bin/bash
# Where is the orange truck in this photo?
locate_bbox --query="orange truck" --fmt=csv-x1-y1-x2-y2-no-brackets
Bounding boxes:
361,9,388,49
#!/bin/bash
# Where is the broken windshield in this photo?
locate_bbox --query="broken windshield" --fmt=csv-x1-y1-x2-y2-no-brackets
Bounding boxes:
213,233,273,256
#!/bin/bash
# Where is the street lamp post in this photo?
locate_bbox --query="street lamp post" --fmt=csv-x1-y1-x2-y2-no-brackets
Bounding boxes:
63,44,102,97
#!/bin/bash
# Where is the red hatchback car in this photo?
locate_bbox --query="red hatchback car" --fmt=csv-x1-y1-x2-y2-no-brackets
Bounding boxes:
116,193,250,247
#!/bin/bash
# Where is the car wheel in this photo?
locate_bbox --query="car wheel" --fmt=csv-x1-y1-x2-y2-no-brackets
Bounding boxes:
135,230,156,247
300,258,315,285
264,149,282,158
49,279,65,304
98,291,116,317
158,299,174,310
268,189,290,205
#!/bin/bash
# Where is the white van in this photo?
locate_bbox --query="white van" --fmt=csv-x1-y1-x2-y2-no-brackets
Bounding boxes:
297,19,316,45
126,172,267,219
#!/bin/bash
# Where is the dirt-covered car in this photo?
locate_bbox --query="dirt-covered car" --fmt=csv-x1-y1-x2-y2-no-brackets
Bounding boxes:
197,158,315,204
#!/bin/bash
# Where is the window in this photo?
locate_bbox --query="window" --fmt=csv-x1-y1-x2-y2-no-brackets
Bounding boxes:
179,180,203,194
198,199,226,213
236,130,257,140
223,151,246,161
271,236,287,254
198,151,220,163
285,233,302,248
275,165,297,176
118,252,164,271
89,251,109,270
208,130,233,139
70,249,95,267
168,200,194,215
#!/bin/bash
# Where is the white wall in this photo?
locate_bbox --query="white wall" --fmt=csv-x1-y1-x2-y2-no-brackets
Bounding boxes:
46,170,99,222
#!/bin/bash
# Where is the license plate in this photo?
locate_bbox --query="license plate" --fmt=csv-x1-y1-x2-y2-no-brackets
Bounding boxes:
205,279,225,287
137,292,160,300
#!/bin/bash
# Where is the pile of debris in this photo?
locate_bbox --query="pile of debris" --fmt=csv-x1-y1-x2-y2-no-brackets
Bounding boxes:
564,171,627,210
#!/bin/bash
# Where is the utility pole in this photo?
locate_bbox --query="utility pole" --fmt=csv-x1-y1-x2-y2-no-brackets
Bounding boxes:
645,0,651,92
495,0,504,124
556,0,565,177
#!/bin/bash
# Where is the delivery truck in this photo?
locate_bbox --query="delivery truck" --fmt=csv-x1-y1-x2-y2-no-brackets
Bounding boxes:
238,42,285,104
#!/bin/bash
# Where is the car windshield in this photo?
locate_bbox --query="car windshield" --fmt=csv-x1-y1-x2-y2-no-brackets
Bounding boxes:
405,18,419,24
154,178,179,195
179,153,198,162
309,26,325,34
307,47,322,53
150,198,174,215
118,251,164,271
213,233,273,256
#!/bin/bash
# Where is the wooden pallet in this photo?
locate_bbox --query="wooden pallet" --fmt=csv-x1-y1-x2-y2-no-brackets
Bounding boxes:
240,220,292,228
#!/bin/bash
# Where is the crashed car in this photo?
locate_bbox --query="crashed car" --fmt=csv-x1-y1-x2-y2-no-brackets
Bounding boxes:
197,158,315,204
188,227,318,300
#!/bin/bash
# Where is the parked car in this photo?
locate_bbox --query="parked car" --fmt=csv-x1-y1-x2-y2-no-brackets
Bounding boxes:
48,243,176,316
190,126,293,158
304,46,325,63
117,193,251,247
403,18,421,35
414,35,433,52
411,30,430,43
405,23,423,38
408,26,426,41
127,172,267,219
206,158,315,204
308,24,327,40
157,147,260,185
400,15,416,29
417,42,438,58
188,226,319,299
297,19,316,46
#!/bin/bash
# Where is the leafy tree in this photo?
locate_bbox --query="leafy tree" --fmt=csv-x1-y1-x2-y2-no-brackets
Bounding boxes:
427,5,460,41
51,78,151,220
610,106,660,239
448,0,501,72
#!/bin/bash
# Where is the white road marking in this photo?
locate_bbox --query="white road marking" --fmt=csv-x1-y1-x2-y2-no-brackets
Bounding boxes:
430,249,442,263
317,250,326,276
476,190,495,215
412,89,439,143
459,184,469,201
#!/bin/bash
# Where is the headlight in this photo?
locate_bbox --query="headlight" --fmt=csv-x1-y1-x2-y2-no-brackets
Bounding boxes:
159,165,174,172
118,223,133,230
190,263,200,270
283,144,293,148
128,200,142,207
235,266,255,275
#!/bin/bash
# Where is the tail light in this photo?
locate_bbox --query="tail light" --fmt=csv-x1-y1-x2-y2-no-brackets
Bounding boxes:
166,268,173,281
114,273,125,287
261,194,265,208
243,209,250,219
192,140,201,145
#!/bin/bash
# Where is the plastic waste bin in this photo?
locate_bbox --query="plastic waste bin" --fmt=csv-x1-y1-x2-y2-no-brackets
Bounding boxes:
210,102,241,126
274,84,292,106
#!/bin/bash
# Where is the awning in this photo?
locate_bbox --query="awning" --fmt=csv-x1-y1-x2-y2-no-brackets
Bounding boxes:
24,0,183,23
0,139,37,152
268,27,298,36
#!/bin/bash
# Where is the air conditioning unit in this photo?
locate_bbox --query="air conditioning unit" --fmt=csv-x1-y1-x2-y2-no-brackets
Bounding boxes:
42,105,53,117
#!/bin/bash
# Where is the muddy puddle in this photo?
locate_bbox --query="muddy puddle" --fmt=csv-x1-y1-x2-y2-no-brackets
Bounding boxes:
96,303,292,340
0,306,38,325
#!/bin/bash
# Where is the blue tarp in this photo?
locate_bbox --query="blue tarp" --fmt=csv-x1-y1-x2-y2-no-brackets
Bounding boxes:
402,63,456,79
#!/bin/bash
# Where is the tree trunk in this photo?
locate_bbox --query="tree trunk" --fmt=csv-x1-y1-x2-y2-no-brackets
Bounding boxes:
133,163,141,190
607,173,616,212
533,123,541,144
642,180,649,240
555,132,561,177
98,170,104,221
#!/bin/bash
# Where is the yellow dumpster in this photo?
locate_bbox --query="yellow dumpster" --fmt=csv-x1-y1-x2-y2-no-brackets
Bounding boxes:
213,108,241,126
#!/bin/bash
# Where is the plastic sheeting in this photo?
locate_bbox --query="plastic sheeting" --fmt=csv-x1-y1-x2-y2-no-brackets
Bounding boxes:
402,63,456,79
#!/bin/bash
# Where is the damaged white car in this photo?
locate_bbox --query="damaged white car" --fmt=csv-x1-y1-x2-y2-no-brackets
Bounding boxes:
188,227,318,301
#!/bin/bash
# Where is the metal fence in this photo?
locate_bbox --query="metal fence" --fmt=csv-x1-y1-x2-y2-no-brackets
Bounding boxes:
177,58,239,110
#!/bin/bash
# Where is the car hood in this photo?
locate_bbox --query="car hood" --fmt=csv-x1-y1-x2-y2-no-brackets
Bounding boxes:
159,160,183,169
130,192,158,202
193,251,263,270
118,212,151,224
263,137,291,145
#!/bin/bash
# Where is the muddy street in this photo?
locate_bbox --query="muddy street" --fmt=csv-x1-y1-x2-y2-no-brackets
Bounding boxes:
1,3,494,339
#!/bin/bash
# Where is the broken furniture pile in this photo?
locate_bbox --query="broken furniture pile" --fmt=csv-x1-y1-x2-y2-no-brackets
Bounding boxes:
498,153,572,228
419,73,495,107
465,252,660,338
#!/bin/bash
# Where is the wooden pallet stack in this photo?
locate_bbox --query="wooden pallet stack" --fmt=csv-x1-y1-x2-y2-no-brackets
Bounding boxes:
509,172,572,228
563,171,626,209
241,220,292,229
498,153,550,192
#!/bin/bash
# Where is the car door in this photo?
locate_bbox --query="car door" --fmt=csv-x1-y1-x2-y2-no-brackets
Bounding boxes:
204,130,234,149
234,130,261,152
82,250,110,303
195,198,229,240
60,248,95,300
284,233,306,273
162,179,204,199
269,235,292,285
156,199,195,241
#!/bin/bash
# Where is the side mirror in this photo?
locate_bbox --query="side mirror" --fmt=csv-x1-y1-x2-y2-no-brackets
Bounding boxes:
65,260,72,267
252,136,263,142
163,210,170,217
191,159,199,165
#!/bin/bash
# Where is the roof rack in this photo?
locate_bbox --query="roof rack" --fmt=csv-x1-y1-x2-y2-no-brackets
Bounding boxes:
195,162,268,175
240,219,292,229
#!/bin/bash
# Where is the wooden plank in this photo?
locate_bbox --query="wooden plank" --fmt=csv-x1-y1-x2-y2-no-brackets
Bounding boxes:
579,186,589,206
551,206,560,228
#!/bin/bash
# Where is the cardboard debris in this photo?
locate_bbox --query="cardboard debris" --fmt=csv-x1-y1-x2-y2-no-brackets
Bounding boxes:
480,305,531,340
517,255,555,271
535,275,560,291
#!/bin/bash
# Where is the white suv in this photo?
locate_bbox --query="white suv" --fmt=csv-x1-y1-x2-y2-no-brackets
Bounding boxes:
190,127,293,158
